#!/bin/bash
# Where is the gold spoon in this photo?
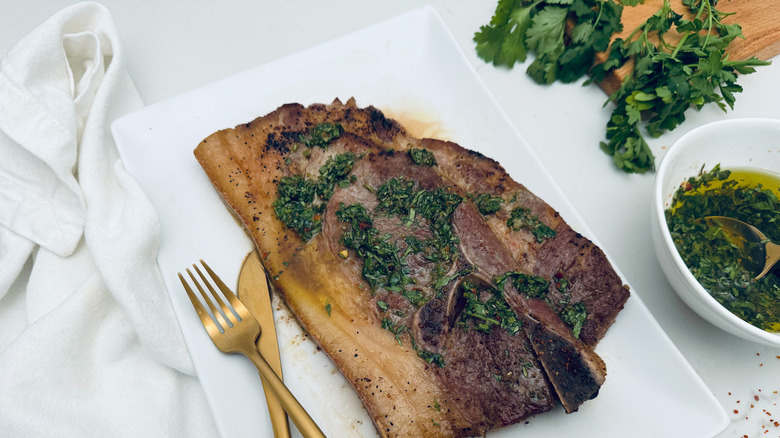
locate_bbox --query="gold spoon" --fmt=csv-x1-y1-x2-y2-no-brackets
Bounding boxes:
701,216,780,281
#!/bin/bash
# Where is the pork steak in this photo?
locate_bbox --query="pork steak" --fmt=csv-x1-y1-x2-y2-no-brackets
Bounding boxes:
194,98,629,437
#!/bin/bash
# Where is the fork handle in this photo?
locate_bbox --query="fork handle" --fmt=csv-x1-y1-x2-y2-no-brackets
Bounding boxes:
246,348,326,438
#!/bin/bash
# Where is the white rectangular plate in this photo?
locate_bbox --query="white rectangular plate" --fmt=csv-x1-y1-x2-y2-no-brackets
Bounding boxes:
112,6,728,438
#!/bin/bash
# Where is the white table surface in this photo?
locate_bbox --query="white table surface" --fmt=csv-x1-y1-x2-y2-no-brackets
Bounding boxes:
4,2,779,437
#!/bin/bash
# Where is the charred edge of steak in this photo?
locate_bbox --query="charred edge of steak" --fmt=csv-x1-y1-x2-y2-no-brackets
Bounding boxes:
526,319,602,413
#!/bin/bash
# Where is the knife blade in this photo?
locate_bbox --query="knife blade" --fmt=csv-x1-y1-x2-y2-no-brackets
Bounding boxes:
238,250,290,438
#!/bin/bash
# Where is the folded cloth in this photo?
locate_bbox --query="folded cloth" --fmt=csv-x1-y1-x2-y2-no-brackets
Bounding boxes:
0,2,217,436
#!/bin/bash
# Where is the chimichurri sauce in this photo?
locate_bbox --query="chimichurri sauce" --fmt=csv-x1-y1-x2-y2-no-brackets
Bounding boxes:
665,165,780,333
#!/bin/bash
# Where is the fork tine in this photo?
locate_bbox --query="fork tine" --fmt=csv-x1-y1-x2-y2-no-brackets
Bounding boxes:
186,266,232,330
200,259,250,319
193,262,239,326
178,272,221,338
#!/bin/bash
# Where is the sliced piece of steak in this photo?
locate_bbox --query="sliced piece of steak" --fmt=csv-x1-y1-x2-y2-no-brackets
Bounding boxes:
451,201,606,413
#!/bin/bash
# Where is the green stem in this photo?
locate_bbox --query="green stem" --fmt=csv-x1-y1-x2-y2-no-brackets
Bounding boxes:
465,311,500,326
670,32,691,59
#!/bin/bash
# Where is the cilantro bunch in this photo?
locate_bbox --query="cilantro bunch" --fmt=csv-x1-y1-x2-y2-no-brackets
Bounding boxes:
474,0,770,174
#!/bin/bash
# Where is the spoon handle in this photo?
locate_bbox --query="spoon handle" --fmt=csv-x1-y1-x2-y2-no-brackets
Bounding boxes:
756,241,780,280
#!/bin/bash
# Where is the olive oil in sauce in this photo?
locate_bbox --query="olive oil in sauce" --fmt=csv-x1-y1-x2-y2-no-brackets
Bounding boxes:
666,165,780,333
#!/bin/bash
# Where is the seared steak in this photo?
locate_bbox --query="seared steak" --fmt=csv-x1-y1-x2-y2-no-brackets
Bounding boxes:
194,98,629,437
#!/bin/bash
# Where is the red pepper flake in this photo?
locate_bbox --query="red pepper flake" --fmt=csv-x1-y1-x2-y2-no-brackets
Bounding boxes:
734,409,739,414
756,395,761,401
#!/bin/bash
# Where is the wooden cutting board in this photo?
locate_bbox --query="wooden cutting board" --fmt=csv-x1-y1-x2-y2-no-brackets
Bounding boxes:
598,0,780,95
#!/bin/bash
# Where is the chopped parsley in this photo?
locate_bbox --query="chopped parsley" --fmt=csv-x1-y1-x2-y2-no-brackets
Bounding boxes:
298,122,342,148
273,175,324,241
381,317,409,345
337,203,412,292
666,165,780,332
495,271,550,299
417,349,445,368
315,152,356,200
432,266,474,291
376,177,418,218
473,193,503,215
458,281,522,335
273,152,357,241
376,177,463,266
520,361,533,378
507,206,556,242
553,271,569,293
402,289,426,307
409,148,437,166
495,270,587,337
552,272,587,338
559,301,587,339
403,235,428,257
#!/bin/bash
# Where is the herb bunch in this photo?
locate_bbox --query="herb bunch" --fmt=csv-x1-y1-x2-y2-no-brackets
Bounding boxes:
590,0,771,173
475,0,770,173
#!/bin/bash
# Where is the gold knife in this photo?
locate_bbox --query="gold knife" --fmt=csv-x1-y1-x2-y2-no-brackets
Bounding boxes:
238,250,291,438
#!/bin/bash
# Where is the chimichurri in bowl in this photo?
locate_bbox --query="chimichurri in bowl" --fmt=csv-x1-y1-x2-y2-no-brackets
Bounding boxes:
665,165,780,333
651,118,780,347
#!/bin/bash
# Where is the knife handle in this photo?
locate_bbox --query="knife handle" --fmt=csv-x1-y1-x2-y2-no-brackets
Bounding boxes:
260,372,291,438
246,347,326,438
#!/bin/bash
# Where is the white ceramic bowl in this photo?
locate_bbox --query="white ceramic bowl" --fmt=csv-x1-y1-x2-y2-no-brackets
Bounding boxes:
651,118,780,347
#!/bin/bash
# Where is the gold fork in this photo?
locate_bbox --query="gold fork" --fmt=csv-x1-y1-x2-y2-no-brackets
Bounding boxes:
178,260,325,438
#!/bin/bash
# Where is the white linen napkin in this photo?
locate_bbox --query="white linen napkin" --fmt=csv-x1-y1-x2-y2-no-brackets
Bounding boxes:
0,2,217,436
